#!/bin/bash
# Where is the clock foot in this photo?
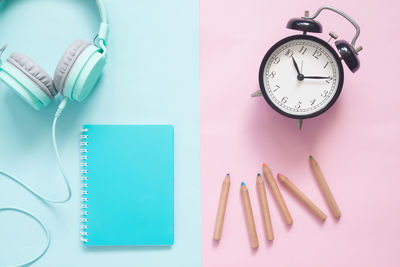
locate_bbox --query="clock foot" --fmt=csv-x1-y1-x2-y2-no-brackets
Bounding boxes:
297,119,303,131
251,90,262,97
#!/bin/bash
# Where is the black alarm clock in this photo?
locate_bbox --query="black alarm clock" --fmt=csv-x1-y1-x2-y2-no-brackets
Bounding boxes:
252,6,363,130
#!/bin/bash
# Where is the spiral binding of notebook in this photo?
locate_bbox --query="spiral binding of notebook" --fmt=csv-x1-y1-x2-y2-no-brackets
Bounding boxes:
80,127,89,243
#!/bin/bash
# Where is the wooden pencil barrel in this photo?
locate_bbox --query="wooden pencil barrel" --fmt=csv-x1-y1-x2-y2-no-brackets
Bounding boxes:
309,157,341,218
256,175,274,240
213,175,230,240
241,184,259,248
278,174,327,221
263,164,293,225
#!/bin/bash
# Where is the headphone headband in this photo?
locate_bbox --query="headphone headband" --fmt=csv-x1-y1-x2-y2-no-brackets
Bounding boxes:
0,0,109,47
95,0,109,46
95,0,108,23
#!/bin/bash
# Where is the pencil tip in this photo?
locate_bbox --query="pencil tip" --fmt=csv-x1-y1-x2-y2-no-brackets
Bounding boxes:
262,163,267,168
241,182,245,186
224,174,230,182
226,173,230,176
277,173,285,182
257,173,261,177
309,155,313,160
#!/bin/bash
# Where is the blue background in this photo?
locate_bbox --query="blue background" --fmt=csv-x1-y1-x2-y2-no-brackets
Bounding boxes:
0,0,200,266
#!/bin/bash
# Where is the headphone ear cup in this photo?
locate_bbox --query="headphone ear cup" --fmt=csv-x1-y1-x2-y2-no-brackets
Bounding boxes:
54,39,106,102
54,40,90,95
0,52,56,110
335,40,360,73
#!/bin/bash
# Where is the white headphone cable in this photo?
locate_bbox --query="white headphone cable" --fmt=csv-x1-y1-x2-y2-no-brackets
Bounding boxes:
0,207,50,267
0,97,71,203
0,97,70,267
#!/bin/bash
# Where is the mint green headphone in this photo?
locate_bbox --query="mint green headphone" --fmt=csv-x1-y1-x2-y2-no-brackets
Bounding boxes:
0,0,109,110
0,1,109,266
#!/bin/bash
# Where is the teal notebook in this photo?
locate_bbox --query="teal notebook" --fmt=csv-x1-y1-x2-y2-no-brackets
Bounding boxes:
80,125,174,246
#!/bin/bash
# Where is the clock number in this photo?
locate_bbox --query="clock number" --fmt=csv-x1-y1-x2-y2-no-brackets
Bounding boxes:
295,101,302,109
267,71,276,78
273,57,280,64
312,49,322,59
299,46,307,55
273,85,280,92
321,90,328,97
325,76,333,84
281,96,288,104
323,62,329,69
310,99,316,106
285,49,294,58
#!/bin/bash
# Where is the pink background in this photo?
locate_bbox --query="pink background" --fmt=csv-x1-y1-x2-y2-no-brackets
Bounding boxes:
200,0,400,266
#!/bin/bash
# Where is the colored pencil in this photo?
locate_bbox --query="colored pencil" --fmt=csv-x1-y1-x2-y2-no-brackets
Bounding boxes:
213,174,231,241
262,163,293,225
256,173,274,240
309,156,341,218
241,182,259,248
278,173,327,221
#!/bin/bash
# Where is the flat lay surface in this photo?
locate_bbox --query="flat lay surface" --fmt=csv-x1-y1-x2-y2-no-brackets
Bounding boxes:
0,0,399,266
200,0,400,266
0,0,199,266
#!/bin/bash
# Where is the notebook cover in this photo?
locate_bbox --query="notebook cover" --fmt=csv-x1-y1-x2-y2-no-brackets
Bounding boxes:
80,125,174,246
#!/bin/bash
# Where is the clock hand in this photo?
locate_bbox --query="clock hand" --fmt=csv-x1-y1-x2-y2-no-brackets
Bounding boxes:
292,57,301,75
303,76,331,79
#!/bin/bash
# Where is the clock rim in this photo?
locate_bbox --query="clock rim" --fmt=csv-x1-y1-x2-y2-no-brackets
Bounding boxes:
258,34,344,119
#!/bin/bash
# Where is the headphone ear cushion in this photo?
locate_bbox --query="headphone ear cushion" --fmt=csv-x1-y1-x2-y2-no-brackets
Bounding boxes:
54,40,106,102
57,43,106,102
335,40,360,73
0,52,55,109
7,52,57,97
53,39,90,94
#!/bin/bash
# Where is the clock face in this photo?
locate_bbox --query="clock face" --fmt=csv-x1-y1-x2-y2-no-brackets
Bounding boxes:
259,35,344,119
